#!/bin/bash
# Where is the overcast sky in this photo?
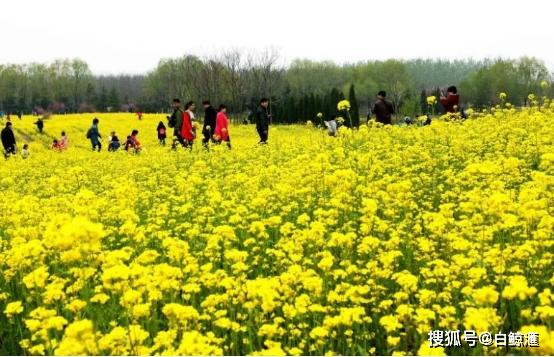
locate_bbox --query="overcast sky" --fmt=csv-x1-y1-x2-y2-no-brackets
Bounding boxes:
2,0,553,74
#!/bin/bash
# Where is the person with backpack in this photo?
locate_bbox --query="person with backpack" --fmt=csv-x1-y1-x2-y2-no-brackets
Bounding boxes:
181,101,196,149
372,91,395,125
215,104,231,149
157,121,167,146
169,98,186,149
255,98,270,144
1,122,16,159
86,117,102,151
202,100,217,148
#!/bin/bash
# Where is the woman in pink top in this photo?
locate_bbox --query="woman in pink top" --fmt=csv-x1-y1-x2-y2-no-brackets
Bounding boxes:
214,104,231,149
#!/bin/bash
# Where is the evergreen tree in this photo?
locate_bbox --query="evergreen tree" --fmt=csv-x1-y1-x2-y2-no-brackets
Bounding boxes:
96,86,108,112
420,89,428,114
348,84,360,127
108,87,120,111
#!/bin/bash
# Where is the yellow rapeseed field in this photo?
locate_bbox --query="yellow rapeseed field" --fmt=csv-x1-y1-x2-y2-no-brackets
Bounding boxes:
0,106,553,355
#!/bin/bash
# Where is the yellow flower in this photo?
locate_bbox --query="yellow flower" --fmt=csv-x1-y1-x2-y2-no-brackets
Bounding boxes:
472,286,499,305
502,275,538,300
417,342,446,356
379,315,402,333
4,301,24,318
337,99,351,111
427,95,437,105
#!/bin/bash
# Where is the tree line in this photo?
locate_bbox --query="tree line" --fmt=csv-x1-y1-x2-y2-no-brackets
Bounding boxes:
0,51,552,124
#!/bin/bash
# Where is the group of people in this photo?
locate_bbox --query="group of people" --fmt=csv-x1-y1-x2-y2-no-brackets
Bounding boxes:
167,97,271,150
86,118,143,153
369,86,459,126
1,89,460,158
51,132,68,151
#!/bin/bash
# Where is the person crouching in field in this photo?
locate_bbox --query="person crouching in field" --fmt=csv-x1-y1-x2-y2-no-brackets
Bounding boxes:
202,100,217,148
1,122,16,159
87,118,102,151
125,130,142,153
21,144,29,159
59,131,68,150
215,104,231,148
157,121,167,146
440,86,460,113
108,131,121,151
324,115,338,136
52,139,62,151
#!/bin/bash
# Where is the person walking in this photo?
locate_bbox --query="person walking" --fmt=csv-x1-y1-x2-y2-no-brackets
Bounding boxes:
215,104,231,148
35,117,44,133
1,122,16,159
170,98,186,149
255,98,270,144
157,121,167,146
181,101,196,150
372,91,395,125
87,117,102,151
202,100,217,148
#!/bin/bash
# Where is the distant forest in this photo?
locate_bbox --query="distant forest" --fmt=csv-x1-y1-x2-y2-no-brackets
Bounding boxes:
0,50,552,123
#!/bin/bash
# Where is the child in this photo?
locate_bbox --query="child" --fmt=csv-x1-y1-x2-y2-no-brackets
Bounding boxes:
131,130,141,152
108,131,121,151
59,131,68,149
51,139,62,151
157,121,167,146
21,144,29,159
125,130,141,153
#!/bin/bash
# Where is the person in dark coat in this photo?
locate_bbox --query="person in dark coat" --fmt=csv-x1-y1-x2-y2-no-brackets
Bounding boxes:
157,121,167,146
372,91,395,125
35,118,44,133
170,98,186,149
255,98,270,144
202,100,217,147
1,122,16,158
87,117,102,151
440,86,460,113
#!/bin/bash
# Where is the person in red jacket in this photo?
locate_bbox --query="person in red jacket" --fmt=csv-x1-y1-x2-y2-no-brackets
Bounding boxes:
181,101,196,149
215,104,231,149
440,86,460,113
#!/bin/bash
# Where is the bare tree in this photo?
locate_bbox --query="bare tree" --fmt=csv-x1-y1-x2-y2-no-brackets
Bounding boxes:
246,47,285,114
220,49,249,119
